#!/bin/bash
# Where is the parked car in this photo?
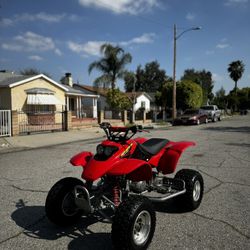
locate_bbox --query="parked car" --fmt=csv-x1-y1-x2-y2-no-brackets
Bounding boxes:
200,105,221,122
240,109,248,115
173,109,208,125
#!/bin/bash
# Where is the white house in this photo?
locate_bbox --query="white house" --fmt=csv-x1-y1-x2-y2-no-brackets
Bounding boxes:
125,92,152,112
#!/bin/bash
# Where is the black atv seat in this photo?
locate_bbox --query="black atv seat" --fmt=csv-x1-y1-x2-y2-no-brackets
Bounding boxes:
139,138,169,155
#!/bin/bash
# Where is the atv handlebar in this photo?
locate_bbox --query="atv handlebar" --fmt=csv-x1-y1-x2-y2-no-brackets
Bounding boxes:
99,122,146,142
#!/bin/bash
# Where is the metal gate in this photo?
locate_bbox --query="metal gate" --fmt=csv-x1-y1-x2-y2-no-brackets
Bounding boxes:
0,110,11,137
18,110,66,134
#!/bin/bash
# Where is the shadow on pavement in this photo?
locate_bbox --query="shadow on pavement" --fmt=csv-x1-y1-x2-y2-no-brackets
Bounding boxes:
225,143,250,147
11,199,112,250
201,126,250,133
153,199,192,214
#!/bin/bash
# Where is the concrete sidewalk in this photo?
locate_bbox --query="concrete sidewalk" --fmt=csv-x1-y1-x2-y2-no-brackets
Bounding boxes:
0,122,174,153
0,127,105,153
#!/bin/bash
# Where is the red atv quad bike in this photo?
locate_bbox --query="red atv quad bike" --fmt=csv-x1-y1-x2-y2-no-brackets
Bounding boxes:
45,122,204,250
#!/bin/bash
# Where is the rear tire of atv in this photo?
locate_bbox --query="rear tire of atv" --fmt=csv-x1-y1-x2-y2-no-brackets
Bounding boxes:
112,196,156,250
45,177,84,226
174,169,204,211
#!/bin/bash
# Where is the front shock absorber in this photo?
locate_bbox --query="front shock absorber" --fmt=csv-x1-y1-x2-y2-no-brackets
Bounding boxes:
113,185,121,207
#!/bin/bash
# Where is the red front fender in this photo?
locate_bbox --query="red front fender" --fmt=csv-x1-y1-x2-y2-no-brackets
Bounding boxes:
70,151,93,167
108,159,152,182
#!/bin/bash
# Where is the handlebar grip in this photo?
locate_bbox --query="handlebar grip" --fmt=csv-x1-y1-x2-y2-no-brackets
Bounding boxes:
99,122,111,128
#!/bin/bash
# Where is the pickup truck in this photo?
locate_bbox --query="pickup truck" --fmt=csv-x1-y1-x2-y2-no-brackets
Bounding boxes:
200,105,221,122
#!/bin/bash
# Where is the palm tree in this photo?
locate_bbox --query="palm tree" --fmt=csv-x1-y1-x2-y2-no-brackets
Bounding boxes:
227,60,245,94
88,43,132,90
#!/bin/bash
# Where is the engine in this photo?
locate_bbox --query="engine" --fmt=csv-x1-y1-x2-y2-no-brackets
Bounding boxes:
129,181,148,193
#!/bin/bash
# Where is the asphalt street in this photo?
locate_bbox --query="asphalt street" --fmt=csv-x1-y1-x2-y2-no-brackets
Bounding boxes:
0,115,249,249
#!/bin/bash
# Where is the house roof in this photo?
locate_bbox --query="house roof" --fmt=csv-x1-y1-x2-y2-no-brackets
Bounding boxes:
0,73,31,87
74,84,108,97
125,92,153,101
0,72,99,98
147,92,156,102
0,72,68,91
63,84,88,96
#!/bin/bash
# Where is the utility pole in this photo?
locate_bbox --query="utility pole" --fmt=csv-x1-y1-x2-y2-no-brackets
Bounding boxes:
172,24,201,121
172,24,177,120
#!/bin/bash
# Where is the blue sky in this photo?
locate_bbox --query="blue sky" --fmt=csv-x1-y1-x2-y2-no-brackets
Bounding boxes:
0,0,249,94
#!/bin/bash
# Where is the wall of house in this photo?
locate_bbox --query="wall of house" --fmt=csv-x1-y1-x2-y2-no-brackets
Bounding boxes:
134,95,150,112
11,78,65,111
0,87,11,109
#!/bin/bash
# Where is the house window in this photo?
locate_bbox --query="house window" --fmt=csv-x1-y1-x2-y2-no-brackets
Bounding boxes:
141,101,146,108
27,105,55,113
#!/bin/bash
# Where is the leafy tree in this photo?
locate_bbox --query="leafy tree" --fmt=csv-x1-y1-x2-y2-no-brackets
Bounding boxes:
181,69,214,104
227,60,245,93
124,71,136,92
155,80,203,111
213,87,227,109
88,43,132,90
235,87,250,110
227,91,239,112
176,80,203,110
155,81,173,109
20,68,51,78
106,88,132,110
124,61,168,92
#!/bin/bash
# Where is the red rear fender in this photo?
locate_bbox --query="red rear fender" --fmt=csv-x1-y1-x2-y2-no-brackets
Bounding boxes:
158,141,195,174
108,159,152,182
70,151,93,167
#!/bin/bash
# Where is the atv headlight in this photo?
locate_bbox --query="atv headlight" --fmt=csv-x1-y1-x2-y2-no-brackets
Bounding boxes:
96,144,104,155
104,146,114,156
104,146,118,157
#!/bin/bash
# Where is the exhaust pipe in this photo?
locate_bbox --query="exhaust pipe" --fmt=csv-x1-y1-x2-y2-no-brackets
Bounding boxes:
147,189,186,202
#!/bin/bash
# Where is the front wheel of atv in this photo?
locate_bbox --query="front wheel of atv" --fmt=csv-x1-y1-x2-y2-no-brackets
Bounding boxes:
45,177,84,226
112,196,156,250
174,169,204,211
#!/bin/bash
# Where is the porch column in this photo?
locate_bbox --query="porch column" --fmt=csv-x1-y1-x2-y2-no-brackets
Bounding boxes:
76,97,78,118
80,97,82,118
93,98,97,118
66,96,69,111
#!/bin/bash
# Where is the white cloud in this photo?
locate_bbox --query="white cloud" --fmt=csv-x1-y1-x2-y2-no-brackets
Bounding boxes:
212,73,224,82
68,33,155,57
0,12,81,27
68,41,106,57
1,31,61,56
78,0,160,15
216,43,230,49
54,48,63,56
0,18,13,26
2,43,22,51
186,12,195,21
28,55,43,61
14,32,55,51
205,50,215,55
120,33,155,46
224,0,248,6
14,12,66,23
